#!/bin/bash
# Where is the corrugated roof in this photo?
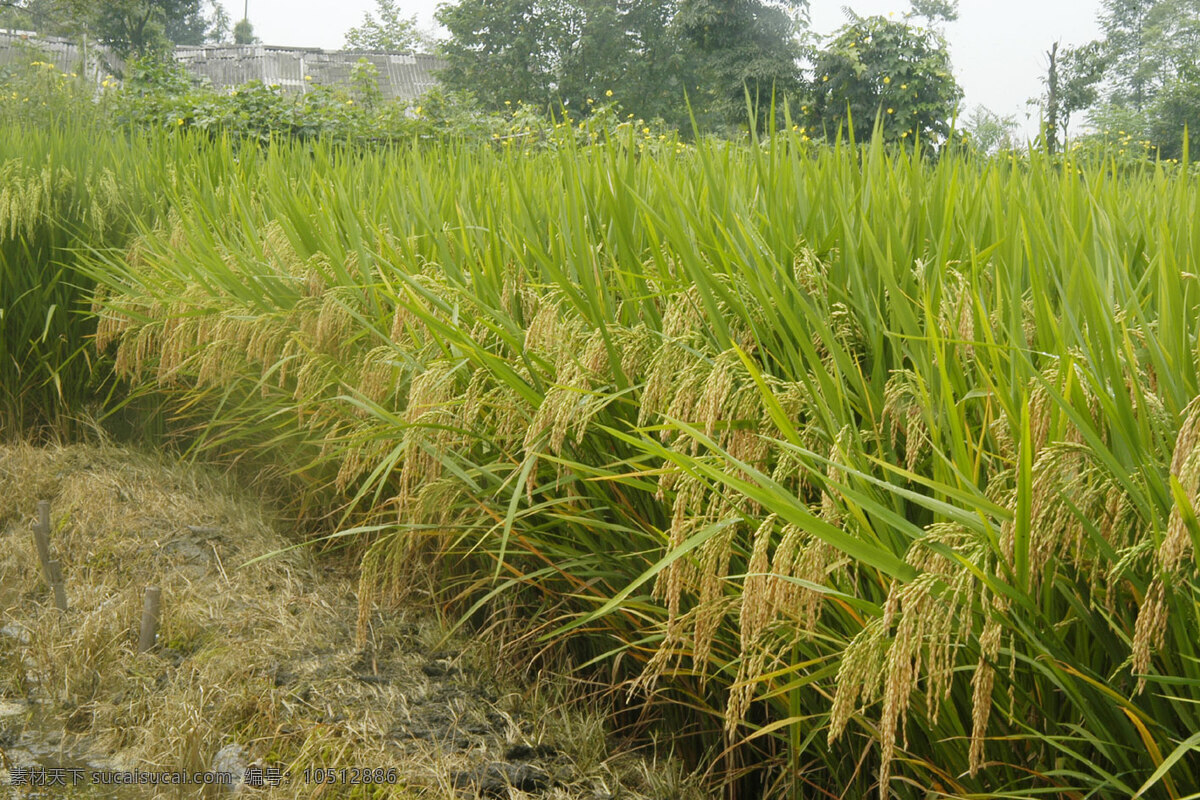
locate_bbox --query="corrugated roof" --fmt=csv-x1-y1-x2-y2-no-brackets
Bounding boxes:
1,33,442,102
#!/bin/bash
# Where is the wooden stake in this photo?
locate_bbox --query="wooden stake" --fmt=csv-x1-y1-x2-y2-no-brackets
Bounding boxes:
48,559,67,612
138,586,162,653
32,500,52,584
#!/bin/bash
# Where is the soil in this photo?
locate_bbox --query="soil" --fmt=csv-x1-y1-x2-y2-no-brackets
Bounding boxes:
0,443,700,800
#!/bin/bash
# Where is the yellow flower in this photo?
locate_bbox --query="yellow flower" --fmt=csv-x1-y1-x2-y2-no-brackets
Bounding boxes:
504,100,511,106
415,106,422,114
304,75,312,81
883,76,891,84
887,108,894,114
587,97,593,104
642,127,650,134
822,75,829,82
605,89,613,97
347,99,354,105
900,83,908,89
177,118,185,125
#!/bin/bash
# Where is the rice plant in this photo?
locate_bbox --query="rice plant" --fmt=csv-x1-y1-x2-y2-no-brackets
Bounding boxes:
0,110,187,436
39,124,1200,797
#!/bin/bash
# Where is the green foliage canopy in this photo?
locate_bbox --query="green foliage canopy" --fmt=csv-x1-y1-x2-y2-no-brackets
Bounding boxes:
673,0,807,128
0,0,228,57
1087,0,1200,158
809,11,962,144
232,16,253,44
436,0,806,129
343,0,427,52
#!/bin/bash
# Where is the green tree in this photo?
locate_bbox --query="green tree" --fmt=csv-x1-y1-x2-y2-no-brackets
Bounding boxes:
82,0,225,56
205,0,229,43
963,104,1017,155
809,10,962,144
437,0,806,129
907,0,957,23
437,0,573,110
555,0,692,123
1057,41,1106,138
1085,0,1200,158
232,16,253,44
1,0,228,56
673,0,807,129
0,0,82,35
1137,0,1200,157
344,0,428,52
1098,0,1157,111
1032,39,1105,153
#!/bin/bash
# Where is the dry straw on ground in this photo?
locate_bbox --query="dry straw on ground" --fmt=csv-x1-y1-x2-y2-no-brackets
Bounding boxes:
0,442,702,799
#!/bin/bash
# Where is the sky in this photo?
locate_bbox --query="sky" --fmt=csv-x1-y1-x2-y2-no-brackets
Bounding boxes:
245,0,1105,137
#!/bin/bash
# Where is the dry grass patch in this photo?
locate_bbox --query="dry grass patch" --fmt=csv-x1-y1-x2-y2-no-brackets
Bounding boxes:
0,443,700,799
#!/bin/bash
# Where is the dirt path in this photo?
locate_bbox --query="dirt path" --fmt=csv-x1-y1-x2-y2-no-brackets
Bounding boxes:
0,444,699,799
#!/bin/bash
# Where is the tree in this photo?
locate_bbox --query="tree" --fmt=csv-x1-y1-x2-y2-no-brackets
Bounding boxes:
1032,39,1105,152
437,0,806,129
0,0,83,35
906,0,957,23
232,16,253,43
1147,76,1200,158
1057,41,1106,138
206,0,229,42
2,0,229,57
1098,0,1157,111
1084,0,1200,158
343,0,428,52
437,0,572,111
1045,41,1061,153
809,10,962,144
963,105,1017,155
673,0,807,129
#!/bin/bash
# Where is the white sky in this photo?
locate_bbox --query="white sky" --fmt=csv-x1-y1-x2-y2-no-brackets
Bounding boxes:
245,0,1104,137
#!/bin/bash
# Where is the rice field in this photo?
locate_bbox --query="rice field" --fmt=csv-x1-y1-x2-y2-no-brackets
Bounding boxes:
4,110,1200,797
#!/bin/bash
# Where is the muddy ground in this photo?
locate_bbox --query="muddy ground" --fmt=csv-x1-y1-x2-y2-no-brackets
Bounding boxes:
0,444,702,799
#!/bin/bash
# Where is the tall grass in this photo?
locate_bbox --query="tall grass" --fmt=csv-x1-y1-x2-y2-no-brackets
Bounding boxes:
51,126,1200,796
0,110,195,435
